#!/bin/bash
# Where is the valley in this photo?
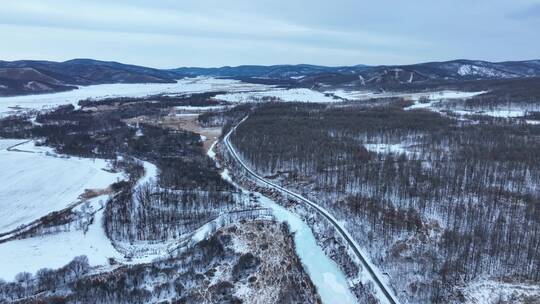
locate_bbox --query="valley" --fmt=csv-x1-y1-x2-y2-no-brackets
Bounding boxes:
0,61,539,304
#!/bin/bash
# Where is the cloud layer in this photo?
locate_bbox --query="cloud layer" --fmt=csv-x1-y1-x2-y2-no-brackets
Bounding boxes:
0,0,538,67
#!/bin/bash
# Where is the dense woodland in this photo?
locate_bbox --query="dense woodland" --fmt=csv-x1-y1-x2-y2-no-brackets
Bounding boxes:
230,102,540,303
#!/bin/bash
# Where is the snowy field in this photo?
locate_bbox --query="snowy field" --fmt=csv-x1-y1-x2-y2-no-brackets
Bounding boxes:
463,279,540,304
0,140,123,234
0,77,271,116
364,143,413,156
0,195,122,281
214,88,340,103
330,89,487,102
450,108,528,118
0,155,160,281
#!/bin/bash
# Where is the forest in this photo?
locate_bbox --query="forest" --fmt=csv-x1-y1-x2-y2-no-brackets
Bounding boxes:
229,101,540,303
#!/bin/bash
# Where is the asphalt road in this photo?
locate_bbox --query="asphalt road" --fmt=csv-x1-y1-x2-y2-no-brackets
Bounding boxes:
223,117,400,304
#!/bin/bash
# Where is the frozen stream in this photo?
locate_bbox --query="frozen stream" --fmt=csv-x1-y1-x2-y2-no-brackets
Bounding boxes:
210,143,356,304
258,193,357,304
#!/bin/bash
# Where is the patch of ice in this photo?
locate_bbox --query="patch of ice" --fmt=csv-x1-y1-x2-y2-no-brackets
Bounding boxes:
322,272,353,298
257,194,356,304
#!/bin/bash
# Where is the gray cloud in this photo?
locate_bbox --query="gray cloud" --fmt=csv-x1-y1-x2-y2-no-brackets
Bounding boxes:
0,0,538,68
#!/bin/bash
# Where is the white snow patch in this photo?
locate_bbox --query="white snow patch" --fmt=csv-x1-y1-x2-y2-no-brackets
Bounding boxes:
452,109,527,118
214,88,339,103
175,105,230,112
405,91,487,111
458,65,511,78
364,143,409,155
462,279,540,304
231,237,250,254
135,160,159,189
207,141,217,161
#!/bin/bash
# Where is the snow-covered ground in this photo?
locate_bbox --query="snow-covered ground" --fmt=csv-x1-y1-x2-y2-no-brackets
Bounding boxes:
451,109,527,118
330,89,486,103
134,160,158,190
0,140,123,234
457,64,513,78
364,143,413,156
0,77,271,116
0,195,122,281
175,105,231,112
214,88,340,103
0,153,163,280
462,279,540,304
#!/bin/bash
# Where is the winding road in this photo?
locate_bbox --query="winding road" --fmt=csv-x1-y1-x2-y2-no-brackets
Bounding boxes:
223,117,401,304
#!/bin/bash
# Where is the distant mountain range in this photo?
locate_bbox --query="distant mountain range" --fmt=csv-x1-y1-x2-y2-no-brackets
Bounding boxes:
175,60,540,88
1,58,539,96
0,59,178,96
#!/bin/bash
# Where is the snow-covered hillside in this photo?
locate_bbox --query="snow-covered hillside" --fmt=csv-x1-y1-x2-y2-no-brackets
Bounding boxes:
457,64,513,78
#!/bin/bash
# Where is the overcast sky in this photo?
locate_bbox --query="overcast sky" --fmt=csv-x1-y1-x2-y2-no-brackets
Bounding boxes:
1,0,539,68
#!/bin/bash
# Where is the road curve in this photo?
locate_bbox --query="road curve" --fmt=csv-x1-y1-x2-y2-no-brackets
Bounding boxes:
223,117,400,304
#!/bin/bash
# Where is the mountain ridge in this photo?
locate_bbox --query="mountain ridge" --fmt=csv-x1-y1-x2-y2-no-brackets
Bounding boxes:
1,58,540,96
